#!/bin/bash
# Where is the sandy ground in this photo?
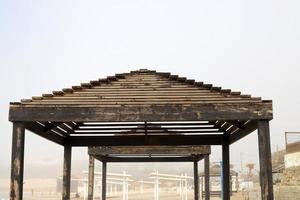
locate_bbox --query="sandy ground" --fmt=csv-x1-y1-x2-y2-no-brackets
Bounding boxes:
13,191,245,200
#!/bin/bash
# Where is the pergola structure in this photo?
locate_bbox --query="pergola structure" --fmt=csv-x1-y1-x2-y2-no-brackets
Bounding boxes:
9,69,274,200
88,145,211,200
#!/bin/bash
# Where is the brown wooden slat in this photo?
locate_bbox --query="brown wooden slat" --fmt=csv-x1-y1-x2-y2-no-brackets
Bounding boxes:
229,120,258,144
89,146,210,155
25,122,65,145
73,130,222,134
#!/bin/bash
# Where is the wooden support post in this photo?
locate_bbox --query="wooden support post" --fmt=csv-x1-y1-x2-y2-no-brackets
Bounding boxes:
194,160,199,200
62,144,72,200
258,120,274,200
102,161,107,200
222,141,230,200
88,156,95,200
204,155,210,200
10,122,25,200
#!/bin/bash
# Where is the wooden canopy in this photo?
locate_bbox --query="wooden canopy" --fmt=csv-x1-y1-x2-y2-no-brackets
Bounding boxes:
9,69,274,200
9,69,272,147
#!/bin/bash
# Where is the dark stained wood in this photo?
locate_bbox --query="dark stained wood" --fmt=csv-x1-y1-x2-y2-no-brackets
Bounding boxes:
95,155,204,162
102,161,107,200
194,160,199,200
257,120,274,200
9,102,273,122
44,122,62,131
79,122,211,126
69,135,223,146
229,120,258,144
24,122,65,145
88,156,94,200
77,126,217,131
62,145,72,200
73,130,222,135
204,155,210,200
89,146,211,156
222,140,230,200
10,122,25,200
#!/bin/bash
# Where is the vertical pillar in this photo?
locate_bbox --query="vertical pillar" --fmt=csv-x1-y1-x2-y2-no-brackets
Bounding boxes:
194,160,199,200
258,120,274,200
10,122,25,200
222,141,230,200
62,144,72,200
204,155,210,200
102,161,107,200
88,156,95,200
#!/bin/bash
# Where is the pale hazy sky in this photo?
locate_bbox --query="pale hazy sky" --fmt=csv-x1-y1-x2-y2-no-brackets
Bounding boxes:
1,0,300,180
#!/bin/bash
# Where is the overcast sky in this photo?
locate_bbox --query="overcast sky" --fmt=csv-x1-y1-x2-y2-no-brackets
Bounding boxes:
1,0,300,181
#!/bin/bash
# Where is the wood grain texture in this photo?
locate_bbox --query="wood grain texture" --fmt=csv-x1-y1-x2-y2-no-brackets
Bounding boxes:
9,69,272,122
10,122,25,200
89,146,211,156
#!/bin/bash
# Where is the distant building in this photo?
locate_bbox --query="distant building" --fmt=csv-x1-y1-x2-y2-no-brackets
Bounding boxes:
285,141,300,168
199,164,238,196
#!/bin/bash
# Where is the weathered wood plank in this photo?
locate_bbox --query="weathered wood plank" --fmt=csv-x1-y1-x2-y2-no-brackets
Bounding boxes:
204,155,210,200
88,146,211,156
9,103,273,122
194,160,199,200
81,122,211,126
102,161,107,200
229,120,258,144
73,130,222,135
77,126,217,131
10,122,25,200
24,122,65,145
257,120,274,200
222,140,230,200
87,156,94,200
95,156,204,162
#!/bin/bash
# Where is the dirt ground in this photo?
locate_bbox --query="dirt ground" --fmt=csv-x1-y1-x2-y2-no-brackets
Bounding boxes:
20,190,245,200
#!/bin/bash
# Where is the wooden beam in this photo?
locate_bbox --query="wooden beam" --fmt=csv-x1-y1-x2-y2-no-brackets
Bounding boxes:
204,155,210,200
43,122,62,131
227,120,246,130
102,161,107,200
257,120,274,200
10,122,25,200
9,102,273,122
24,122,65,146
95,156,204,163
79,122,211,127
62,145,72,200
229,120,258,144
69,135,223,146
73,130,222,135
88,156,94,200
194,160,199,200
89,146,211,156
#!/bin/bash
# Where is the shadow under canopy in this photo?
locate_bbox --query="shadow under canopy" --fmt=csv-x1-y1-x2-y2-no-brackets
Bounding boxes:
8,69,274,200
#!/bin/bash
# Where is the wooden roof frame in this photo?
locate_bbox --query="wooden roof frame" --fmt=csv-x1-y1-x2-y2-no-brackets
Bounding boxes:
8,69,273,147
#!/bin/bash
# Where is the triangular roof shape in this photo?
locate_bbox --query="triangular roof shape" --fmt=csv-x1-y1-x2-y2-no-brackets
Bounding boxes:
9,69,273,146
